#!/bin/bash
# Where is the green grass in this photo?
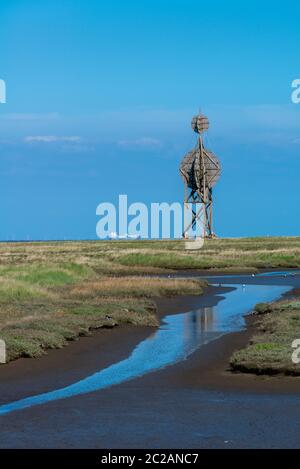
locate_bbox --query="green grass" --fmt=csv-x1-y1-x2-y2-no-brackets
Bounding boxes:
2,237,300,272
0,244,206,362
0,280,49,302
1,237,300,363
109,237,300,271
0,299,159,360
230,299,300,375
0,263,94,287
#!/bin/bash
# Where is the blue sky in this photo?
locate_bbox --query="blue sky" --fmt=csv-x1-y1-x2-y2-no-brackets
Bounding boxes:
0,0,300,239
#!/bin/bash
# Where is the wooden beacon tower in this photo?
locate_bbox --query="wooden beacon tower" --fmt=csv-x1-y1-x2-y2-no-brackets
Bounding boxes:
180,114,221,239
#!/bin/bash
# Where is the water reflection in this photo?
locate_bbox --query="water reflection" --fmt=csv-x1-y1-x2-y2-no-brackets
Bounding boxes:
0,284,290,416
183,306,215,352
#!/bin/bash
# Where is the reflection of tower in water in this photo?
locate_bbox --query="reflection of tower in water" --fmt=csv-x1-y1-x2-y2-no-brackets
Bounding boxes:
183,306,215,350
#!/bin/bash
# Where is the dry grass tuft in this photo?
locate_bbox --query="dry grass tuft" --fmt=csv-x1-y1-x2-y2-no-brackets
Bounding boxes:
69,277,206,299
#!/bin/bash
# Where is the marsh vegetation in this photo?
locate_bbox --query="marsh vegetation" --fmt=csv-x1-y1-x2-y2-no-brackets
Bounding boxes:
1,236,300,364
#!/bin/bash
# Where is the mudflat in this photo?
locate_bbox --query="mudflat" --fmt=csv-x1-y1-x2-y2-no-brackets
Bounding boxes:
0,274,299,448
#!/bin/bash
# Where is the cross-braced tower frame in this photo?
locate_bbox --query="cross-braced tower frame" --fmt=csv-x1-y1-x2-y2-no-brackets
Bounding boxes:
180,114,221,239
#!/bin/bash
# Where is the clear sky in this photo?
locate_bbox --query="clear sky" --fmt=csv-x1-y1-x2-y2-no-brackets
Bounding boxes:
0,0,300,240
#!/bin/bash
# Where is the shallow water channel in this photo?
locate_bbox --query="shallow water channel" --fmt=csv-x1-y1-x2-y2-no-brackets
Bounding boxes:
0,281,291,415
